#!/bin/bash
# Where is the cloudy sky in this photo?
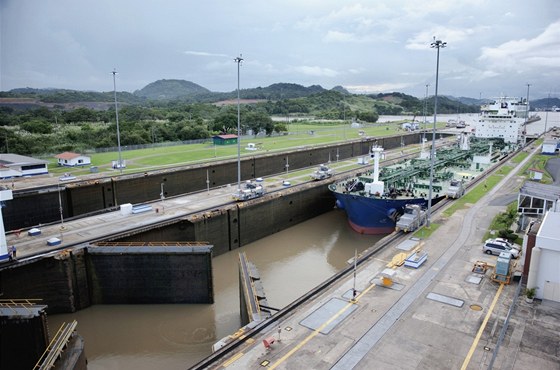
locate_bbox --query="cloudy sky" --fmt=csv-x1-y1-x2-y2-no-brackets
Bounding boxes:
1,0,559,99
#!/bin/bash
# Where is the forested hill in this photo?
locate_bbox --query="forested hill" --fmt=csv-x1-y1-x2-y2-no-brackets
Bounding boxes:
0,80,503,120
134,79,210,100
2,81,553,112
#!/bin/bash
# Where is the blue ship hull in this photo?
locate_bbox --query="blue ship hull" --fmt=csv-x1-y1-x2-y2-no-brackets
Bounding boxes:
332,192,444,235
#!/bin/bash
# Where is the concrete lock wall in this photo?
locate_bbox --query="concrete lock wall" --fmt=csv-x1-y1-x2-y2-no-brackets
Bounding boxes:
4,134,425,231
109,180,336,256
0,309,49,370
236,184,335,246
1,246,214,313
0,249,91,313
2,134,370,231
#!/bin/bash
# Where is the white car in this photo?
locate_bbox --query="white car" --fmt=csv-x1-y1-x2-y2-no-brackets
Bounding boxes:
487,238,521,251
482,240,519,258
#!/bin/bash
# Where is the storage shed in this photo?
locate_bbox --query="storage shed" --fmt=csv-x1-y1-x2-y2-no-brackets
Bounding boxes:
212,134,238,146
528,168,544,181
55,152,91,167
0,154,49,178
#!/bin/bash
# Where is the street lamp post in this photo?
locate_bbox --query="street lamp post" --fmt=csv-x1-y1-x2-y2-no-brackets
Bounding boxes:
234,55,243,193
112,69,123,174
426,38,446,228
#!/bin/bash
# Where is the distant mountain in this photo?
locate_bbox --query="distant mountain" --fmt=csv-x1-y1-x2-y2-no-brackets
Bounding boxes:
133,79,210,100
237,83,326,100
0,88,144,106
1,81,483,115
445,96,488,106
331,85,350,94
531,97,560,110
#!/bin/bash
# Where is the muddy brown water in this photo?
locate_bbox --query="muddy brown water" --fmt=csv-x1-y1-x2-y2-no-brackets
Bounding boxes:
49,209,384,369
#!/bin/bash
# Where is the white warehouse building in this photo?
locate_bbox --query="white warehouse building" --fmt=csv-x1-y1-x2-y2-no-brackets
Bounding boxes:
527,210,560,302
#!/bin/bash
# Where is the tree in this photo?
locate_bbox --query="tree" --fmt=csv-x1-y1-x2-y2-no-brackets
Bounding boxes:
356,111,379,123
212,110,239,133
63,107,99,123
21,119,53,134
244,111,274,136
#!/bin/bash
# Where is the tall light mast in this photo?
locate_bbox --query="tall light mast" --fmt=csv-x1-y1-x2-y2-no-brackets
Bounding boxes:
234,55,243,193
112,69,123,174
426,38,446,228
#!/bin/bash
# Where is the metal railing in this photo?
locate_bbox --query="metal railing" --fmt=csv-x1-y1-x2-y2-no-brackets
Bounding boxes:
0,299,43,314
33,320,78,370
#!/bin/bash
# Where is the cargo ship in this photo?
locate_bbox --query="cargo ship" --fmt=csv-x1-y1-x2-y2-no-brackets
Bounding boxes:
329,134,507,234
476,96,529,143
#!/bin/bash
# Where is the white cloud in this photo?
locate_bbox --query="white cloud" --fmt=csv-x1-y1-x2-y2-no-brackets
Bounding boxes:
293,66,339,77
407,27,478,50
345,82,413,94
2,0,558,97
478,20,560,74
183,51,230,58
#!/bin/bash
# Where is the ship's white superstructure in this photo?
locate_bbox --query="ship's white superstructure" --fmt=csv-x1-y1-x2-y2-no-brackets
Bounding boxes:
475,97,528,143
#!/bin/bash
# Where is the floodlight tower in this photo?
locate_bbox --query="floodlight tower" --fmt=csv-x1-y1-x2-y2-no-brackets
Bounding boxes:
235,55,243,193
426,38,446,228
112,69,123,174
524,83,531,141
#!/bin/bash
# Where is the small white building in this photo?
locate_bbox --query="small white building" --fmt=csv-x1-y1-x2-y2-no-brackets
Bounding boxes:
55,152,91,167
542,139,558,155
528,168,544,181
0,154,49,178
527,210,560,302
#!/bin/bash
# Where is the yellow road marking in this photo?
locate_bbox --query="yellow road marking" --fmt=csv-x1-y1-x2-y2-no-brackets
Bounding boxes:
461,283,504,370
222,352,244,368
269,283,377,369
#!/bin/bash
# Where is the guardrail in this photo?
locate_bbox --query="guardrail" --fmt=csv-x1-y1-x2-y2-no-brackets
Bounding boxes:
33,320,78,370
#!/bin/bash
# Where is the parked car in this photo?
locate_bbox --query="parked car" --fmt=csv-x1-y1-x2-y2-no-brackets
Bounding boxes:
483,240,519,258
486,237,521,251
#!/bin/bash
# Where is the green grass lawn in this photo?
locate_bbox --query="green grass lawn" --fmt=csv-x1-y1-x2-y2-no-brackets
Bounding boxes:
46,120,447,175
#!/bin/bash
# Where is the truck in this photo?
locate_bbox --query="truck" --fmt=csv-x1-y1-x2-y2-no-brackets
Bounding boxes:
310,164,334,180
446,179,465,199
232,180,265,201
395,204,427,233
